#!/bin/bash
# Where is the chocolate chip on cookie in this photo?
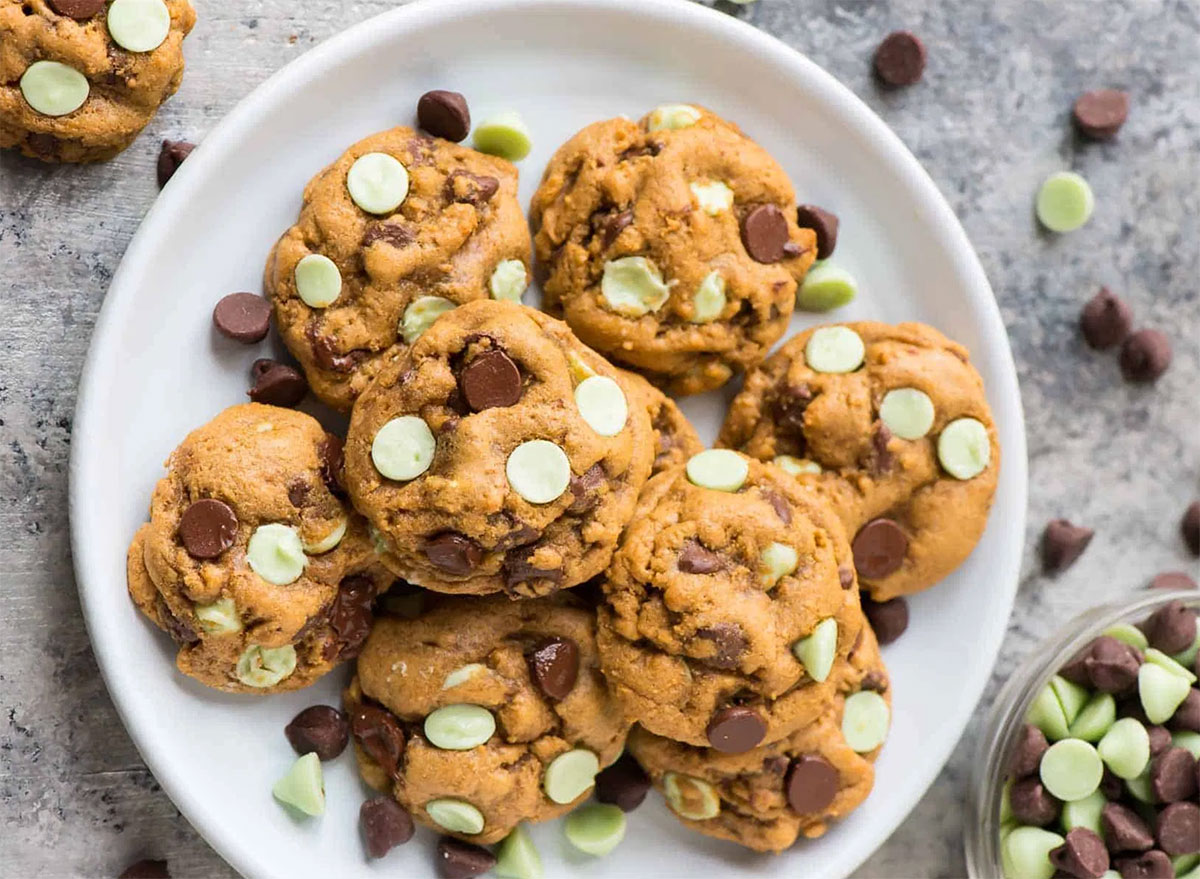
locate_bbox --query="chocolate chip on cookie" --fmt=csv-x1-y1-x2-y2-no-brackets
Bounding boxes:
458,349,522,411
178,498,238,559
47,0,107,19
213,292,272,343
678,539,725,574
741,204,791,264
424,532,484,576
706,706,767,753
351,703,406,779
852,519,909,580
417,90,472,143
795,205,839,260
327,575,377,660
786,754,839,814
527,636,580,700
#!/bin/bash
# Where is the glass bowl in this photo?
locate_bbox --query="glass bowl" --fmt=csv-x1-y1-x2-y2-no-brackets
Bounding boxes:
964,588,1200,878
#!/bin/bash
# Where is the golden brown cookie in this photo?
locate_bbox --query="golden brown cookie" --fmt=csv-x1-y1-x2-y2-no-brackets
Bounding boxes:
620,369,704,476
719,321,999,602
597,455,865,750
344,300,655,598
530,104,817,395
126,403,394,693
628,626,890,853
264,126,531,411
0,0,195,162
345,593,628,844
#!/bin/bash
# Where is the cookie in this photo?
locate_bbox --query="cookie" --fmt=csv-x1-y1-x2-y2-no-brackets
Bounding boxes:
718,321,999,602
620,369,703,476
345,593,628,844
597,454,865,750
0,0,195,162
264,126,531,411
530,104,817,395
344,300,655,598
126,403,393,693
628,626,889,853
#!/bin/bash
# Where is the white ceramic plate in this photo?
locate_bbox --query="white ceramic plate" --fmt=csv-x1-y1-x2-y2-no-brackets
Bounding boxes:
70,0,1028,876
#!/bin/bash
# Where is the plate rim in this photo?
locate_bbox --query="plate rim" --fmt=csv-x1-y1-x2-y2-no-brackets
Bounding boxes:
69,0,1029,876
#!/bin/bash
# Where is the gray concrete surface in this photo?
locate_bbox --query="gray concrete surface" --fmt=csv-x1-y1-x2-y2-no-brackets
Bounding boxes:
2,0,1197,876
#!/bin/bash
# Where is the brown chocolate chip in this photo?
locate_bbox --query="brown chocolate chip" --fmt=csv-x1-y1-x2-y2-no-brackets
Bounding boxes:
360,797,414,858
423,533,483,576
1156,801,1200,856
328,575,375,660
1119,329,1172,383
1083,636,1143,694
1080,287,1133,350
1147,725,1173,755
596,208,633,249
696,623,748,670
156,139,195,187
305,323,370,373
1172,689,1200,733
568,464,606,514
706,706,767,753
1114,850,1174,878
1051,827,1111,879
678,539,725,574
417,90,471,142
1100,769,1125,800
595,753,651,812
760,488,792,524
1008,723,1050,779
795,204,839,260
285,705,350,760
350,704,405,778
26,133,60,157
838,566,855,589
248,359,308,407
119,860,170,879
526,637,579,701
1042,519,1094,573
785,754,839,815
772,383,813,444
1150,571,1198,591
458,349,522,411
1144,600,1198,654
740,204,790,263
435,837,496,879
1102,802,1155,853
862,596,909,645
1073,89,1130,140
1184,501,1200,556
1151,747,1198,803
363,221,415,248
873,30,926,87
503,547,563,589
212,292,271,343
444,170,499,206
319,433,346,496
852,518,909,580
1010,777,1061,827
47,0,106,18
177,498,238,559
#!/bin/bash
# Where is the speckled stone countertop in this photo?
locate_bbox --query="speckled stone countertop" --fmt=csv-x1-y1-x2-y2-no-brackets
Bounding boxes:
1,1,1197,876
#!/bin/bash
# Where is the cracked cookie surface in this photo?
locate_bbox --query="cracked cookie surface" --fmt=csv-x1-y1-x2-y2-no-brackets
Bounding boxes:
264,126,531,411
530,105,816,395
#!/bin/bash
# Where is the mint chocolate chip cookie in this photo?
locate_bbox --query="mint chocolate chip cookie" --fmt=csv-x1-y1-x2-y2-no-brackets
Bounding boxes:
718,321,999,602
597,454,866,750
530,105,817,395
0,0,195,162
344,300,655,597
628,625,889,852
264,126,531,411
345,593,627,845
126,403,394,693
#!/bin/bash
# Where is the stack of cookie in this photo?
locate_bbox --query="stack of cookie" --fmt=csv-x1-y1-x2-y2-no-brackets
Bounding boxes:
125,96,998,867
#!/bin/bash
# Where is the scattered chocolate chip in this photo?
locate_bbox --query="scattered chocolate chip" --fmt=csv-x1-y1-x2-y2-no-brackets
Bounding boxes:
568,464,606,514
795,204,839,260
285,705,350,760
784,754,839,815
1184,501,1200,556
1150,571,1198,591
696,623,748,670
1114,850,1174,879
839,566,855,589
1008,723,1050,779
1042,519,1094,573
47,0,107,19
1150,747,1198,803
1080,287,1133,350
119,860,170,879
328,575,375,660
212,292,272,343
596,208,634,249
1156,801,1200,856
319,433,346,496
360,797,414,858
1102,802,1155,853
1083,636,1143,694
1010,777,1061,827
595,753,651,812
156,139,195,187
852,518,909,580
1144,600,1198,654
526,637,579,701
678,539,725,574
503,547,563,589
417,90,471,142
1119,329,1172,383
26,132,59,157
177,498,238,559
862,596,909,645
1172,689,1200,733
350,704,405,778
706,706,767,753
873,30,926,87
458,349,522,411
248,358,308,406
1073,89,1130,140
1147,725,1173,755
363,221,415,248
423,532,483,576
444,170,499,206
1050,827,1110,879
740,204,790,263
436,836,496,879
